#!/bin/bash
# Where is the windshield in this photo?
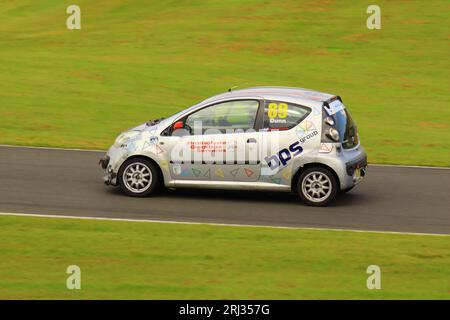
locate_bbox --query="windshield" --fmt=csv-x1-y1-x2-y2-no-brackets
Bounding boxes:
334,109,358,149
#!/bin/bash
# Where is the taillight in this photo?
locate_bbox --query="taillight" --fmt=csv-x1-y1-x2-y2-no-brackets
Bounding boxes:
353,129,359,145
324,117,334,126
325,128,340,142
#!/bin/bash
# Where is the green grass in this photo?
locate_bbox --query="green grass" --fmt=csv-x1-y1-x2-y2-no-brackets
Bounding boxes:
0,215,449,299
0,0,448,166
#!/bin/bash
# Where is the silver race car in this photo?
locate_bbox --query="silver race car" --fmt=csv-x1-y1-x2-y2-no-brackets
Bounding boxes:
99,87,367,206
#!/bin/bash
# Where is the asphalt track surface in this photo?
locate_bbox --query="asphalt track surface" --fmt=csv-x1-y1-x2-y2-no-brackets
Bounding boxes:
0,146,449,234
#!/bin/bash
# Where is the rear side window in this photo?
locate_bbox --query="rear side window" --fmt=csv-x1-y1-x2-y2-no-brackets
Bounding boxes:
263,100,310,130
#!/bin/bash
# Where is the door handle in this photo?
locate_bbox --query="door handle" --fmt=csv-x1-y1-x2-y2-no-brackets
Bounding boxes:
247,138,257,143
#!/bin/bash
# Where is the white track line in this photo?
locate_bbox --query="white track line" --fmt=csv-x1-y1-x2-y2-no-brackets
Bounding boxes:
368,163,450,170
0,144,104,153
0,144,448,169
0,212,448,237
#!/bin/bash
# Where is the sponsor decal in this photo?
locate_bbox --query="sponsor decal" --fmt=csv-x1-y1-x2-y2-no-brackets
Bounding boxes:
180,169,190,177
160,160,169,170
203,169,211,179
215,168,225,178
281,167,292,180
324,100,345,115
173,164,181,175
319,143,333,153
188,140,229,153
298,130,319,144
296,120,316,139
264,141,303,171
271,178,282,184
244,168,254,177
149,136,158,144
295,121,319,158
230,168,239,177
155,144,165,155
264,120,319,172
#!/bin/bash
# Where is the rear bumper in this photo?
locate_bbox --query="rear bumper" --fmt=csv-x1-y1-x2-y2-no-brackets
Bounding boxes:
320,145,367,190
346,153,368,185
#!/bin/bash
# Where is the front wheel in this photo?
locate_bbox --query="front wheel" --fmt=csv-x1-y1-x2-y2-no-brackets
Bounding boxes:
118,157,161,197
297,167,339,206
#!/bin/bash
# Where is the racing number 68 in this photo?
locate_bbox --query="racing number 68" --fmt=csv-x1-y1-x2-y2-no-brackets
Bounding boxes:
268,103,288,119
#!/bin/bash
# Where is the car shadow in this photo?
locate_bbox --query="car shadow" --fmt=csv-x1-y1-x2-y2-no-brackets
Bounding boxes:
164,188,299,204
106,185,370,207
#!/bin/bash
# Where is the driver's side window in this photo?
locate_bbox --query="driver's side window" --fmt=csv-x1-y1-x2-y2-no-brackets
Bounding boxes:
185,100,259,135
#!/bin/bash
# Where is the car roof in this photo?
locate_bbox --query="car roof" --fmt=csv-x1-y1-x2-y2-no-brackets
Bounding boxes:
173,86,337,121
201,86,336,105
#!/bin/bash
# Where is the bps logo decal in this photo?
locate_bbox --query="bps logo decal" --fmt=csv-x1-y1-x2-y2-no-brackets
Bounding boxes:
299,130,318,144
264,141,303,171
264,121,319,172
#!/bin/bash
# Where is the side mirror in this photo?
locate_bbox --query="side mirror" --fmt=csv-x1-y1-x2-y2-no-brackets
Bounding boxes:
171,121,191,137
173,121,184,130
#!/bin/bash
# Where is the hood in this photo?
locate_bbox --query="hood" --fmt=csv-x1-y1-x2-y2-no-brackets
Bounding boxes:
129,123,148,131
128,114,178,132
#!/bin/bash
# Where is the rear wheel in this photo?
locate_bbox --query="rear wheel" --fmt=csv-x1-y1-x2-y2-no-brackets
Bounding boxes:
118,157,160,197
297,167,339,206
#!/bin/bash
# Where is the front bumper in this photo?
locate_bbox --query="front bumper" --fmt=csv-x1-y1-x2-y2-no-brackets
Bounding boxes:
99,154,118,186
103,169,118,186
99,155,110,169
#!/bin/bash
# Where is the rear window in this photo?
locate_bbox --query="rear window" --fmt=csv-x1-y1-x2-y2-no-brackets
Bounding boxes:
334,109,358,149
263,100,310,130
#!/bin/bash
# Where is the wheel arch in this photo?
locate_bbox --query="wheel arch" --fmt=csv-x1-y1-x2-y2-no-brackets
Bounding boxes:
120,155,165,186
291,162,341,193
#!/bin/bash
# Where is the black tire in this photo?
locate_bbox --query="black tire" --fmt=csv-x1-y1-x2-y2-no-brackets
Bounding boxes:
118,157,161,197
297,167,339,206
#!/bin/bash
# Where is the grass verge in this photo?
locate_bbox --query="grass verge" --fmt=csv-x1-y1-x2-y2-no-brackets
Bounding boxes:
0,0,449,166
0,215,449,299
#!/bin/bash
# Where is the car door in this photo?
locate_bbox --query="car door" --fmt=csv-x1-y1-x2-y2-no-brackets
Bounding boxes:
169,99,262,182
258,100,313,185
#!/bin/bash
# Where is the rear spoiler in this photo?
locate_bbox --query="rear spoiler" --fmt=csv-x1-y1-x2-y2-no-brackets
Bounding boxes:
323,95,342,107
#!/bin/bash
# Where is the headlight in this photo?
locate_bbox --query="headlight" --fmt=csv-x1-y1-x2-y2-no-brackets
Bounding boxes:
326,128,340,142
115,131,140,146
